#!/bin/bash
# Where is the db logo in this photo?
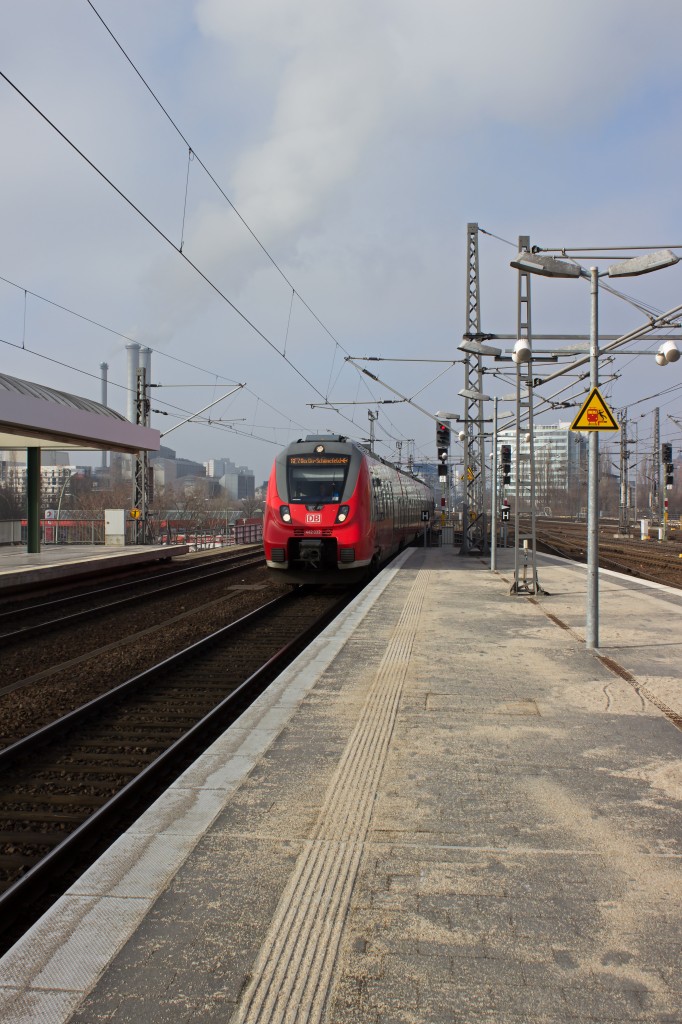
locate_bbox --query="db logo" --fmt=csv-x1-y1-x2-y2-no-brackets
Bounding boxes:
306,514,321,523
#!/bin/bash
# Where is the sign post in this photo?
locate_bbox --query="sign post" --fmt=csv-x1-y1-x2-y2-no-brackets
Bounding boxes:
570,273,621,649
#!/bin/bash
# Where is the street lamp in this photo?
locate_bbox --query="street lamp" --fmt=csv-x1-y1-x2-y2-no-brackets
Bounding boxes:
510,249,679,649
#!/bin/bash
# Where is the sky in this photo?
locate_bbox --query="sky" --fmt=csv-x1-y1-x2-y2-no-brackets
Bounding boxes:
1,0,682,485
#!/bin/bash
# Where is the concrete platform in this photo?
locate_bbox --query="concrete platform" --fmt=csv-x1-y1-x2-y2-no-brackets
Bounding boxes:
0,543,191,591
2,544,682,1023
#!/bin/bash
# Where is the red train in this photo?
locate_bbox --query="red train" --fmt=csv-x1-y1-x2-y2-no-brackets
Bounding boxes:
263,435,434,583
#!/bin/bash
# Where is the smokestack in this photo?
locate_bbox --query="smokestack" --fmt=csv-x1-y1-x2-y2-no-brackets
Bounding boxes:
100,362,108,469
140,348,152,428
126,342,141,423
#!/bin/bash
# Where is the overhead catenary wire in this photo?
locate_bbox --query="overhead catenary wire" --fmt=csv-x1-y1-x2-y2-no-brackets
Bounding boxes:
0,273,312,434
0,68,338,407
82,3,401,421
81,1,436,453
0,66,410,456
2,2,453,462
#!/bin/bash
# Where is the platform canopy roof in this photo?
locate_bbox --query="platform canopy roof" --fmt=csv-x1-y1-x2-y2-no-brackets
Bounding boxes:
0,373,160,454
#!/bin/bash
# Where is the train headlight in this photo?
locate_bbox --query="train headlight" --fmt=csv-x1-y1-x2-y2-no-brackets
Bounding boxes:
335,504,350,523
280,505,292,523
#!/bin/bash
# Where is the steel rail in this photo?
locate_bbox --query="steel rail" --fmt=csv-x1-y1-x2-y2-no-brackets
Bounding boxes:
0,551,265,645
0,546,262,621
0,586,350,935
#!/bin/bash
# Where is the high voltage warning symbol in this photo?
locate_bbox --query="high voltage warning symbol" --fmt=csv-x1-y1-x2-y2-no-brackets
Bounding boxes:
570,387,619,432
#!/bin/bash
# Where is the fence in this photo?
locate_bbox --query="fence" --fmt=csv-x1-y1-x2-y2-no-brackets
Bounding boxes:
39,520,105,545
0,518,264,548
11,519,141,545
176,523,263,550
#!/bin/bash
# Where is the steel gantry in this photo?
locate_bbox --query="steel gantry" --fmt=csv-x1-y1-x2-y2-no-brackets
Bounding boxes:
459,226,545,588
511,235,546,595
133,367,153,544
460,223,490,554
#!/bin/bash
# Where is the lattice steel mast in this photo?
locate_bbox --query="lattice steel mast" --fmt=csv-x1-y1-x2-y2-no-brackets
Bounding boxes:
511,235,545,594
133,367,152,544
461,223,488,553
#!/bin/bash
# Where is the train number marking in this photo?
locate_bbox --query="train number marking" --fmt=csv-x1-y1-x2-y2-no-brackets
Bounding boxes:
306,514,322,523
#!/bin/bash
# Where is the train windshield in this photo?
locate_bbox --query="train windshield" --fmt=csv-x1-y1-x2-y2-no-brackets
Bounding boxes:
287,454,350,503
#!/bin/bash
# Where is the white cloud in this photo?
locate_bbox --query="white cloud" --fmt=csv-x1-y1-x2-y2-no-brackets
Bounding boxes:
1,0,681,476
194,0,682,258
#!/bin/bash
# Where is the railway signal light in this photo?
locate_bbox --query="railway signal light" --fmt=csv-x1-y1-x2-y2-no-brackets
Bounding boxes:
436,420,451,448
500,444,512,485
662,442,674,486
438,462,448,480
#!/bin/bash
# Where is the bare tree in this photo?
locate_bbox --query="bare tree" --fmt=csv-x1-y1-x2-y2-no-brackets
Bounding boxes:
239,496,263,519
0,487,23,519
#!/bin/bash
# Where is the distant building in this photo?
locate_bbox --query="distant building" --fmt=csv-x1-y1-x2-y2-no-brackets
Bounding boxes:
0,459,90,502
205,457,256,500
151,458,177,491
144,447,207,496
150,445,177,462
236,467,255,500
204,458,227,479
175,458,206,480
496,422,587,503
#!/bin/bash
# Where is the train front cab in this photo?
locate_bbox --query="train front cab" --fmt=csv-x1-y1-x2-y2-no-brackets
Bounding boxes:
264,439,376,580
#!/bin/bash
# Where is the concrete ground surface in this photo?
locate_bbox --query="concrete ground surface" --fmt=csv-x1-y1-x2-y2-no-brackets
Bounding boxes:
0,543,189,589
1,544,681,1023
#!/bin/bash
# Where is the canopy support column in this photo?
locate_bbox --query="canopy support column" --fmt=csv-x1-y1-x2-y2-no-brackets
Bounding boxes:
27,447,41,553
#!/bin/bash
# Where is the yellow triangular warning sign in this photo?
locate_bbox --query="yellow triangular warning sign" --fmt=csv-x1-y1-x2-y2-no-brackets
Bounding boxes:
570,388,619,432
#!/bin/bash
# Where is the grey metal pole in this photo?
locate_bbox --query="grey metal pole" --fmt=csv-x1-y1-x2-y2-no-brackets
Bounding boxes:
491,396,498,571
100,362,108,470
634,422,639,523
586,267,599,649
618,409,628,535
513,361,521,587
653,407,661,525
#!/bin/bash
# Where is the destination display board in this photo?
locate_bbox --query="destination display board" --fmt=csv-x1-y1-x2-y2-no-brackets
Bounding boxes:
288,455,350,466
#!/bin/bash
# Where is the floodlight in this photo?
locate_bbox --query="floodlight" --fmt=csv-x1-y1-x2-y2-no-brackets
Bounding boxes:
607,250,679,278
510,253,581,278
458,338,502,356
458,388,491,401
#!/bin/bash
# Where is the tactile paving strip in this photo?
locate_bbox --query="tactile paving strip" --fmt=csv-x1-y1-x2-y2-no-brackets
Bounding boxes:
230,569,430,1024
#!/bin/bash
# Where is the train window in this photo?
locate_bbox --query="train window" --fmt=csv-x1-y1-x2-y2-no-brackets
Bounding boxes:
286,455,350,503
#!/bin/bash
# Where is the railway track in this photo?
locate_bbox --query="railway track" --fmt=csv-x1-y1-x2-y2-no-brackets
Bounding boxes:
0,584,354,952
531,518,682,589
0,545,264,643
0,555,282,747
